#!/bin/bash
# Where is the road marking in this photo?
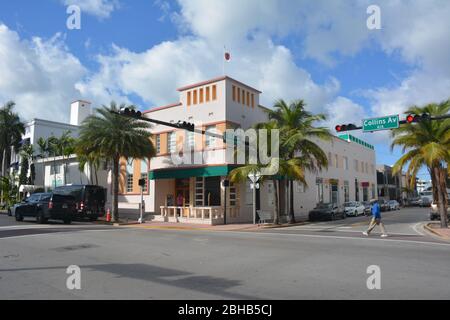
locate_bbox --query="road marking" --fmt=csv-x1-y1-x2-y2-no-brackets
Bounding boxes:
412,222,426,236
223,230,450,247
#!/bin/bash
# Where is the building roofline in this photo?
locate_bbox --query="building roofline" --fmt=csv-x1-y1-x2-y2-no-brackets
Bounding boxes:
143,102,182,114
177,75,262,93
71,99,91,105
25,118,80,129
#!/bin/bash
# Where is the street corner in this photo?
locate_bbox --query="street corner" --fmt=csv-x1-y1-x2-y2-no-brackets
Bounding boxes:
424,222,450,241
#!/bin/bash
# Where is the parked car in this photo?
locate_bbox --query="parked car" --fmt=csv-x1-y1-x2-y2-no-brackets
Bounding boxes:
430,200,450,221
343,201,365,216
388,200,400,211
53,185,106,221
13,193,76,224
309,203,346,221
361,201,372,215
408,197,422,207
378,199,390,212
418,191,433,207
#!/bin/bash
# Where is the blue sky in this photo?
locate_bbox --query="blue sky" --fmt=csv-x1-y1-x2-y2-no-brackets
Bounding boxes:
1,0,449,181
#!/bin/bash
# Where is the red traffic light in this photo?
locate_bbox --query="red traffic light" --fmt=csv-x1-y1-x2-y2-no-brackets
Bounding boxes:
406,114,414,123
335,125,342,132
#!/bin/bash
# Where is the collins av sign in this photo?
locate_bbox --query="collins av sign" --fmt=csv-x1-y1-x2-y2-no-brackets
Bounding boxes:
362,115,399,132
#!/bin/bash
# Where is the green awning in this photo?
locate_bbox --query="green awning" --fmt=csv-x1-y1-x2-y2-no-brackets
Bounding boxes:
149,165,237,180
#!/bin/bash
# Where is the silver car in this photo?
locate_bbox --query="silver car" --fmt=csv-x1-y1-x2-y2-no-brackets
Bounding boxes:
388,200,400,211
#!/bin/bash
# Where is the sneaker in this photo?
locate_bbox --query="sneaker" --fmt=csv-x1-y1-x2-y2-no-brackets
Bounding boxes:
362,231,369,236
381,234,388,238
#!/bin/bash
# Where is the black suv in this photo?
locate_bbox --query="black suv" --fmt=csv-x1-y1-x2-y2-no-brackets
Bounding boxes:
14,193,76,224
53,185,106,221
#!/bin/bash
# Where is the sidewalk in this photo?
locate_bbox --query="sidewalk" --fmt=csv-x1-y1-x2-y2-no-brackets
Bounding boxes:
115,220,310,231
424,222,450,240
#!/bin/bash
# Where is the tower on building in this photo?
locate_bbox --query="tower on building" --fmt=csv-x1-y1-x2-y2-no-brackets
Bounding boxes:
70,100,92,126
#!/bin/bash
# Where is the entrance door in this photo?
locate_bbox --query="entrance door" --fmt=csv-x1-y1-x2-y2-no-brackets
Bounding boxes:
175,178,190,217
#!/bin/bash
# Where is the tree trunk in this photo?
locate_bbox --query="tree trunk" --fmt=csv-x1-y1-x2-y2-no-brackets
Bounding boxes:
112,156,120,222
433,166,448,228
288,179,296,223
272,179,280,224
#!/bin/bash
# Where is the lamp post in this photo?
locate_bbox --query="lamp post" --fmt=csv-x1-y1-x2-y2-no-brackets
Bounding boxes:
138,178,146,224
248,171,261,224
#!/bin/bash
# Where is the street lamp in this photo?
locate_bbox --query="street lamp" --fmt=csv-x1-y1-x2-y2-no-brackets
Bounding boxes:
248,171,261,224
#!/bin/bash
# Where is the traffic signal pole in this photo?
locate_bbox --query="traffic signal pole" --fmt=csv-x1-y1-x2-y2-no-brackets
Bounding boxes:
111,110,247,145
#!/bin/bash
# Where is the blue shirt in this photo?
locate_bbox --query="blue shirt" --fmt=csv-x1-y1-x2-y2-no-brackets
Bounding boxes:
371,202,381,219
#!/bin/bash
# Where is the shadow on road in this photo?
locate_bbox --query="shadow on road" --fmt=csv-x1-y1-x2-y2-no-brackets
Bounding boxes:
0,263,258,299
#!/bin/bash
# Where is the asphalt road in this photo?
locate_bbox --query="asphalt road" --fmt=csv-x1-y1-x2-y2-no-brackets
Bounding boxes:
1,207,449,300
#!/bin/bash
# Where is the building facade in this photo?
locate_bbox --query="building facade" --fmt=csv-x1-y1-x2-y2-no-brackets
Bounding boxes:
117,76,378,224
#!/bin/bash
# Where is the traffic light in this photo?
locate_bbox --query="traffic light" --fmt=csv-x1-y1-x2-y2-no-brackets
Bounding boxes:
177,121,195,131
335,123,359,132
406,113,430,123
119,107,142,118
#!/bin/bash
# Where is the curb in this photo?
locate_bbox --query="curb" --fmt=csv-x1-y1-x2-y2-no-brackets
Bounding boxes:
423,223,450,241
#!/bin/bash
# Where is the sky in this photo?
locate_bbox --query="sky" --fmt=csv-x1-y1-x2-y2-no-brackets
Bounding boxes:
1,0,450,180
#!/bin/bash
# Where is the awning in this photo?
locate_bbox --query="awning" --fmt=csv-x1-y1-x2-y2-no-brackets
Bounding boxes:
149,165,238,180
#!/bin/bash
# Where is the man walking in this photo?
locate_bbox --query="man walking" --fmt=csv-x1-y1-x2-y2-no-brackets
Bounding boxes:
363,199,388,238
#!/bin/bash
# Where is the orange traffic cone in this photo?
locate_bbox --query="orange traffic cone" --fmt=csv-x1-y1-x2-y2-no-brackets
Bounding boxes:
106,208,111,222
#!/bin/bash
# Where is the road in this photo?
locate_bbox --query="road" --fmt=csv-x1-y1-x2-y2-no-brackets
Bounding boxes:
1,207,449,299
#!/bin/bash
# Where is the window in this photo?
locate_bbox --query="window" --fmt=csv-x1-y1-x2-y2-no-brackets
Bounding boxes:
193,90,198,104
371,164,375,175
205,125,216,148
335,154,339,168
204,176,220,206
155,135,161,154
140,160,148,193
328,152,333,167
212,85,217,100
242,90,246,105
251,93,255,108
229,183,237,206
168,132,176,153
344,181,350,202
187,91,191,106
199,88,204,103
206,87,210,102
237,87,240,103
317,181,324,203
246,91,250,106
232,85,236,101
126,160,134,193
186,131,195,149
354,159,359,172
365,163,369,174
344,156,349,170
50,165,61,175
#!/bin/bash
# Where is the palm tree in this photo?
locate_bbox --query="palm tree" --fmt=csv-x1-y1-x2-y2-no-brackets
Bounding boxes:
391,100,450,228
0,101,25,203
76,102,155,222
229,122,282,224
267,99,332,223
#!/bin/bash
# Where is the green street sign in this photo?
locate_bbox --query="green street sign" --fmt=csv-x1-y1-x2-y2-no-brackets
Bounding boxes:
363,115,399,132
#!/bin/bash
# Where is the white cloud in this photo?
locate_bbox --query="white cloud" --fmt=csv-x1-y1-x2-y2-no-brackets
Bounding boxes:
0,24,87,122
62,0,120,19
77,35,340,113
